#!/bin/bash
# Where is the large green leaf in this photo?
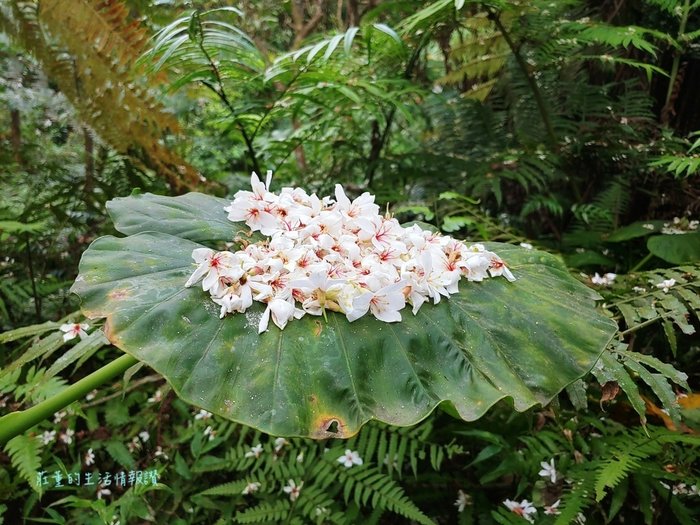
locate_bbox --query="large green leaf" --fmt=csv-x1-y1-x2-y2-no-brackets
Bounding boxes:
71,194,616,438
106,192,244,243
647,233,700,264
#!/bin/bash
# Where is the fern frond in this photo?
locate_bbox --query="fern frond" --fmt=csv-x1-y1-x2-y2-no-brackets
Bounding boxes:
233,499,291,524
4,435,43,494
336,464,435,525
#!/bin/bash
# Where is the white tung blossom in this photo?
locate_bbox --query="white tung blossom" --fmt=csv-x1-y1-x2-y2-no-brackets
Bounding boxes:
538,458,557,483
59,428,75,445
544,499,561,515
283,479,303,501
242,481,261,495
59,322,90,342
503,499,537,523
186,173,517,332
337,449,363,468
454,490,472,512
590,272,616,286
84,448,95,466
656,278,676,293
39,430,56,445
245,443,264,459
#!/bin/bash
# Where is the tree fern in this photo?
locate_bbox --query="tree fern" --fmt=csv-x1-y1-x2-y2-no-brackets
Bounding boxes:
0,0,201,191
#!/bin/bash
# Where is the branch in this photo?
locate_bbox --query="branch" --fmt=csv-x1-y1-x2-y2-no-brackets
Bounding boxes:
194,26,262,175
292,0,327,49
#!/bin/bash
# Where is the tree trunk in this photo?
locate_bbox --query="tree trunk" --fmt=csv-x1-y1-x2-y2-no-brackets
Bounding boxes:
10,108,21,163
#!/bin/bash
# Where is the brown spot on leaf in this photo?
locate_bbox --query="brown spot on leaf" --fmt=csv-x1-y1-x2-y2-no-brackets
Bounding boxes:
310,415,354,439
108,288,130,301
102,317,123,346
313,320,323,337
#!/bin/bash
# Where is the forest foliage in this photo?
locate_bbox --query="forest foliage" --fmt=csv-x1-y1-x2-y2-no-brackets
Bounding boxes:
1,0,700,523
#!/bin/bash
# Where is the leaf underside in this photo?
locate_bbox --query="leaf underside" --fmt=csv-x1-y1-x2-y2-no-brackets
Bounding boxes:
71,193,617,438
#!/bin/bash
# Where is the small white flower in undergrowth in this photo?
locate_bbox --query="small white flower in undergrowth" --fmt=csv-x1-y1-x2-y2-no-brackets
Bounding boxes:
96,485,111,499
147,389,163,403
53,410,67,424
643,223,655,230
154,446,168,460
590,272,616,286
503,499,537,523
203,426,216,441
60,322,90,342
274,437,288,452
519,242,533,250
60,428,74,445
544,499,561,515
315,506,329,517
454,490,472,512
84,448,95,466
296,451,304,463
337,449,363,468
194,409,211,421
539,458,557,483
656,278,676,293
139,431,150,443
242,481,261,495
383,454,399,470
245,443,264,459
39,430,56,445
127,436,141,453
633,286,647,293
85,389,98,401
283,479,303,501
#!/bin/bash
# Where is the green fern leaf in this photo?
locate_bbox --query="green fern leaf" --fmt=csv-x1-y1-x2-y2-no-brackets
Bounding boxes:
4,435,43,494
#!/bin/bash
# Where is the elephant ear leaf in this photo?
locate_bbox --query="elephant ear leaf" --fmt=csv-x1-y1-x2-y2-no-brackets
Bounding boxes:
71,193,617,439
106,192,246,243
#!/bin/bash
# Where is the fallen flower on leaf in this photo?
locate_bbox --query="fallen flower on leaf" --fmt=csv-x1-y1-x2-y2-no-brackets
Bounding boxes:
186,173,517,332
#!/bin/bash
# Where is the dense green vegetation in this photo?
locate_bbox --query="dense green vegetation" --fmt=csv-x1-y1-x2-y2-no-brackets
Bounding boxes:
1,0,699,523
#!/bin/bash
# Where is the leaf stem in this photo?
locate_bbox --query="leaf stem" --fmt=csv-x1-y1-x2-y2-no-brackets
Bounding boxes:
619,314,671,337
193,15,262,175
629,252,654,273
663,0,691,112
366,31,429,187
0,354,138,446
490,9,557,147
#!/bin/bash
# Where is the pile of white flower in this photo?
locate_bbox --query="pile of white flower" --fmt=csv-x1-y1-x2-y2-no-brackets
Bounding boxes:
185,171,515,333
